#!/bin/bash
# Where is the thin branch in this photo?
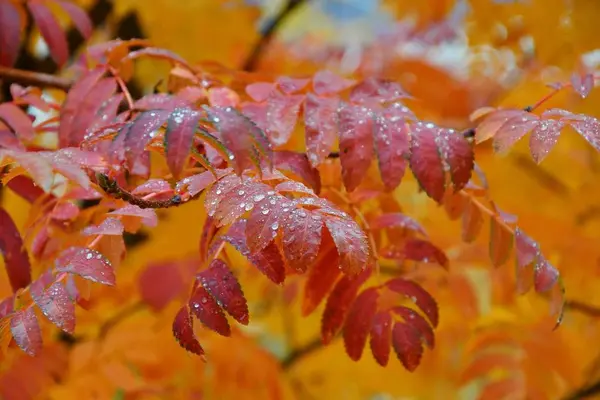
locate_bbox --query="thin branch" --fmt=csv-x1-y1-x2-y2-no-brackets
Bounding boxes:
97,173,185,208
566,300,600,318
0,66,72,91
98,301,145,339
563,379,600,400
281,335,337,370
242,0,308,71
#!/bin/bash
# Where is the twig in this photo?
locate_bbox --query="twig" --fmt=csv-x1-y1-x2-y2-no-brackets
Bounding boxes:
0,66,72,90
281,335,337,370
566,300,600,318
98,301,146,339
242,0,308,71
97,173,184,209
563,379,600,400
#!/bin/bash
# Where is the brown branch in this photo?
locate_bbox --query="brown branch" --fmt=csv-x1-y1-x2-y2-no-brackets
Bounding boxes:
0,66,72,91
566,300,600,318
242,0,308,71
281,335,339,370
98,301,146,339
97,173,185,209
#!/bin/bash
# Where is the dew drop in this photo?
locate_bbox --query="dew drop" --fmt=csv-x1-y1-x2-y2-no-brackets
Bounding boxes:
261,209,270,215
86,252,93,260
253,194,265,202
238,190,245,195
271,222,279,230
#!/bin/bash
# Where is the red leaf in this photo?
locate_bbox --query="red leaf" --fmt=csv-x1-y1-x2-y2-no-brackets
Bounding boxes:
462,200,483,242
134,93,191,111
343,287,379,361
5,150,54,192
56,1,92,38
189,285,231,336
324,216,369,275
165,107,200,179
281,208,323,273
172,305,205,357
304,94,339,167
0,0,22,66
70,77,117,146
33,281,75,334
109,205,158,228
369,213,427,237
489,217,513,267
391,322,423,372
199,217,218,262
385,278,438,327
0,296,13,318
409,123,445,203
138,261,185,311
274,151,321,193
338,103,374,192
369,311,392,366
10,307,42,356
373,106,410,190
312,70,355,95
211,180,271,227
402,238,448,269
124,47,191,68
176,170,221,198
0,208,31,292
276,76,310,94
534,257,559,293
514,228,538,293
443,129,474,190
392,306,435,348
566,113,600,152
245,193,287,253
125,109,170,169
265,91,304,145
321,270,370,344
27,0,69,66
246,82,276,102
197,259,248,325
54,247,115,286
30,270,54,303
571,72,595,99
493,113,539,154
50,201,79,221
529,119,565,163
350,78,407,104
0,103,34,140
302,246,341,316
475,109,525,144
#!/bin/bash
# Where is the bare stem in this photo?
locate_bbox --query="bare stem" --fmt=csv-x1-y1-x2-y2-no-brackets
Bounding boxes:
97,173,185,209
0,66,72,91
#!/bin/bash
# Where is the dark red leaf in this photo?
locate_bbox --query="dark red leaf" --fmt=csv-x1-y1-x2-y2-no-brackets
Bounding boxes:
402,238,448,268
370,312,392,366
514,228,537,295
338,103,374,191
54,247,115,285
350,78,407,104
138,261,185,311
369,213,427,236
265,91,304,145
302,246,341,316
134,93,191,111
125,109,170,169
409,123,445,203
0,103,34,140
281,208,323,273
199,217,218,262
304,93,339,167
33,281,75,334
0,0,22,66
197,259,248,325
165,107,201,179
443,129,474,190
312,70,355,96
246,82,276,102
56,1,92,38
277,76,310,94
343,287,379,361
189,285,231,336
172,306,205,357
211,180,271,227
245,193,287,253
27,0,69,66
10,307,42,356
493,114,539,154
373,106,410,190
534,257,559,293
392,306,435,348
391,322,423,372
5,176,46,203
321,270,370,344
385,278,438,327
529,119,565,163
571,72,595,99
274,151,321,193
324,216,369,275
0,208,31,292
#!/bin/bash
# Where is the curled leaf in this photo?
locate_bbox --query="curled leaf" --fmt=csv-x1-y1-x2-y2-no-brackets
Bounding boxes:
0,208,32,292
172,306,205,357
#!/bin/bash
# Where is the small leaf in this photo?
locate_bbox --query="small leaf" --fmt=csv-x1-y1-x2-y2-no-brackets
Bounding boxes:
70,78,117,146
33,281,75,334
138,262,184,311
373,106,410,190
274,151,321,193
281,208,323,273
566,114,600,152
264,91,304,145
343,287,378,361
197,259,249,325
324,216,369,275
514,228,538,294
475,109,525,144
369,213,427,237
402,239,448,269
534,257,559,293
444,130,474,191
54,247,115,285
571,72,594,99
28,0,69,65
350,78,407,104
493,113,539,154
385,278,438,327
109,205,158,228
246,82,276,102
462,200,483,242
489,217,513,267
199,217,218,262
0,208,32,292
303,245,342,316
409,123,445,203
312,70,355,95
392,306,435,348
10,307,42,356
0,103,34,140
134,93,191,111
246,193,287,253
304,94,339,167
56,1,92,38
0,0,22,67
277,76,310,93
392,322,423,372
189,285,231,336
176,170,221,197
172,305,205,357
207,87,240,108
125,109,170,169
370,312,392,366
165,107,201,179
529,119,564,163
338,103,374,192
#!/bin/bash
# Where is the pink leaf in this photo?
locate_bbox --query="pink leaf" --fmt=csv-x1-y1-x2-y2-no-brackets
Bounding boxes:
493,113,540,154
196,259,249,325
338,103,374,192
276,76,310,94
265,91,304,145
0,208,31,292
134,94,191,111
515,228,537,295
529,119,564,163
50,201,79,221
246,82,276,102
125,109,170,169
109,205,158,228
409,123,445,203
172,305,205,356
165,107,201,179
324,216,369,275
176,170,219,197
138,261,184,311
312,70,355,95
343,287,378,361
373,106,410,190
392,322,423,372
27,0,69,66
0,103,34,140
350,78,407,104
56,1,92,38
207,87,240,108
0,0,22,66
567,114,600,152
273,151,321,193
281,208,323,273
189,285,231,336
246,193,287,253
475,108,525,144
385,278,438,327
10,307,42,356
82,217,124,236
370,312,392,366
211,180,271,227
33,281,75,334
402,238,449,269
571,72,595,99
70,77,117,146
6,150,55,192
369,213,427,237
54,247,115,285
304,93,339,167
132,179,172,197
534,257,559,293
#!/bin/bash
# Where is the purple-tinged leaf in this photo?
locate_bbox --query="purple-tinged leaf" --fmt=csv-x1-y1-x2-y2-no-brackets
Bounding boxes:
165,107,201,179
82,217,124,236
281,208,323,273
70,78,117,145
0,129,25,150
265,91,304,145
571,72,594,99
172,305,205,357
56,1,92,38
0,103,34,140
567,114,600,152
197,259,249,325
134,93,191,111
409,123,445,203
338,103,374,192
385,278,438,327
304,93,339,167
0,208,31,292
125,109,170,169
109,205,158,228
54,247,115,285
246,193,287,253
0,0,22,67
369,213,427,237
370,312,392,366
529,119,564,163
373,107,409,190
493,113,540,154
211,180,271,227
30,270,54,304
343,287,378,361
10,307,42,356
189,285,231,336
324,216,369,275
534,256,559,293
392,322,423,372
274,151,321,193
312,70,355,95
27,0,69,66
33,281,75,334
350,78,407,104
132,179,172,197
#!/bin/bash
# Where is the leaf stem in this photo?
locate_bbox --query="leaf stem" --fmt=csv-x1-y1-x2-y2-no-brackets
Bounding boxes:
0,66,72,91
96,173,184,209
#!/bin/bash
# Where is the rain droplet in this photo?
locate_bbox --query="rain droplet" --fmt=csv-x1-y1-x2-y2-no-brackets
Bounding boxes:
271,222,279,230
262,209,270,215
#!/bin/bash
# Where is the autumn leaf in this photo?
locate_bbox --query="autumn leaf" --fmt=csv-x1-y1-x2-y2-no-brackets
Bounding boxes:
54,247,115,286
0,208,31,292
